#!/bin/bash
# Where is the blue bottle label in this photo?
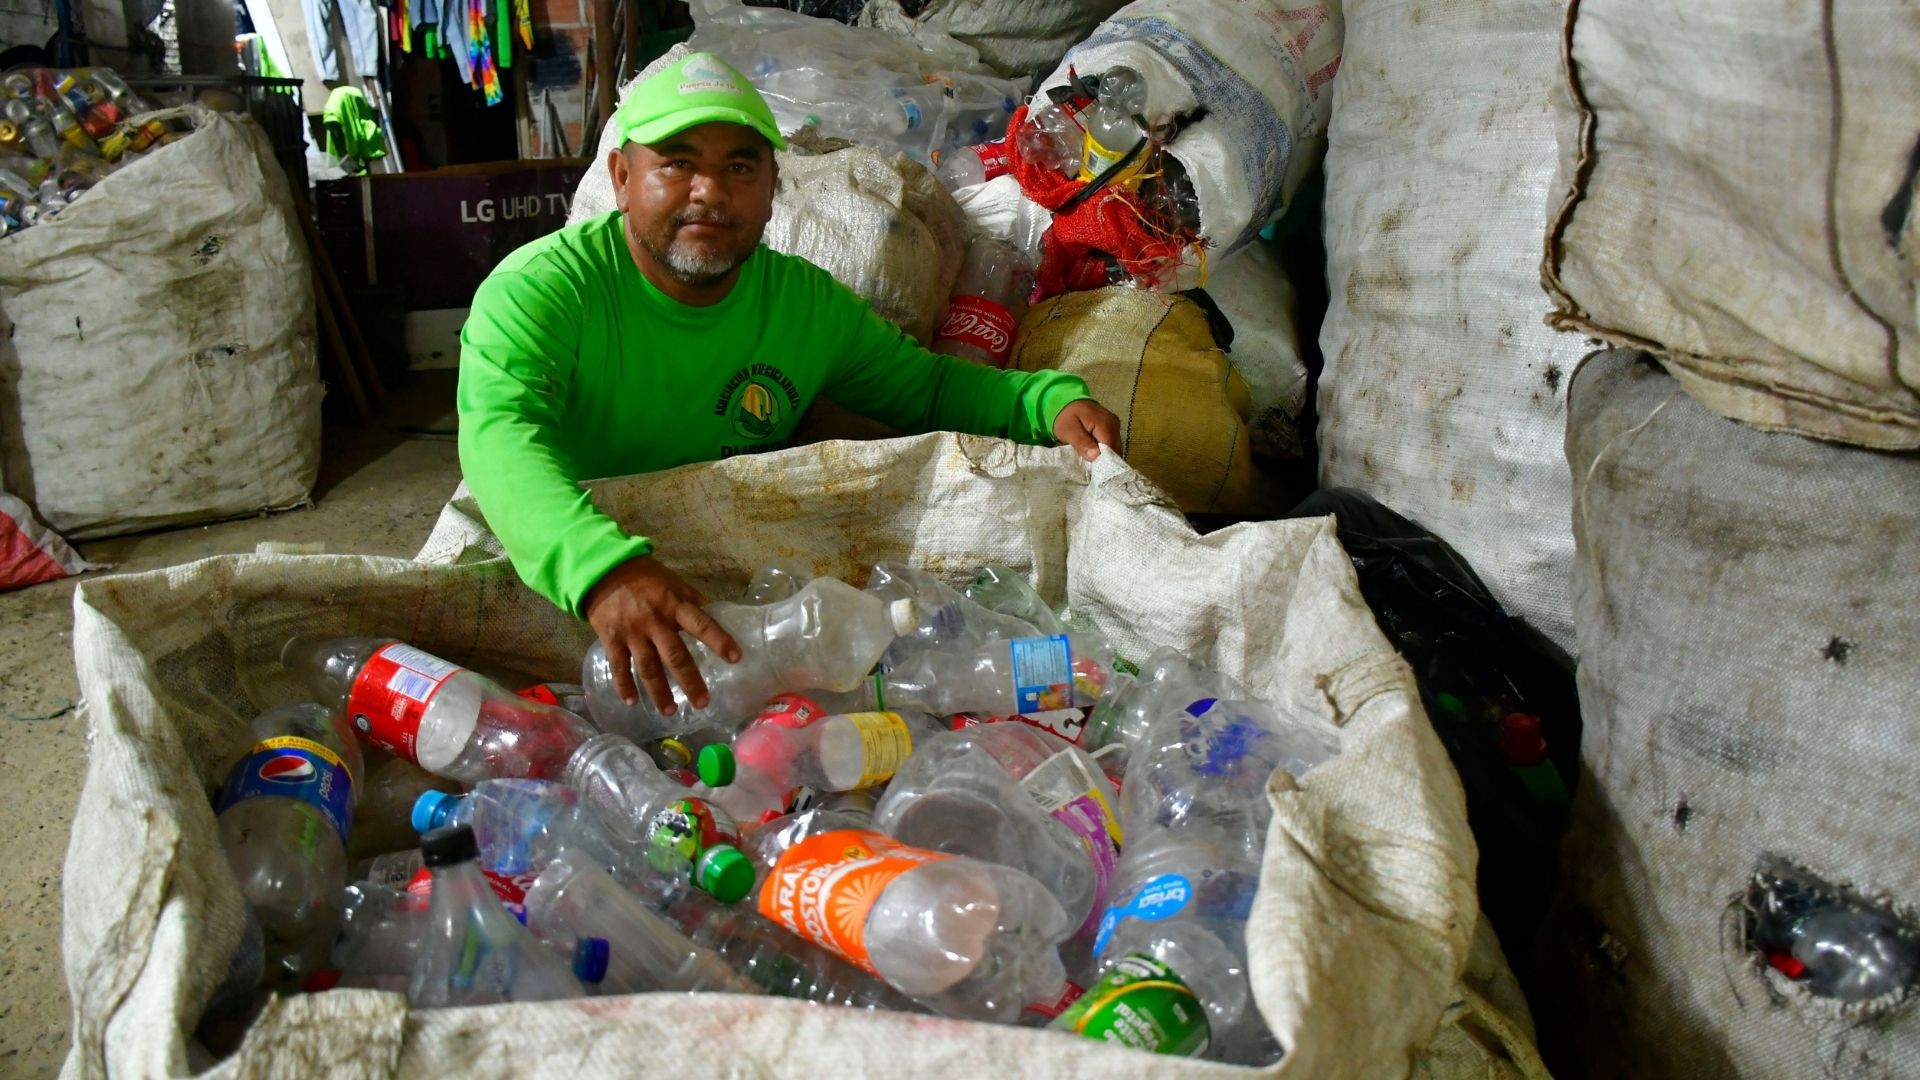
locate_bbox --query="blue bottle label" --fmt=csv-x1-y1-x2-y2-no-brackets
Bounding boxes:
216,735,355,843
1094,872,1192,956
1011,634,1075,713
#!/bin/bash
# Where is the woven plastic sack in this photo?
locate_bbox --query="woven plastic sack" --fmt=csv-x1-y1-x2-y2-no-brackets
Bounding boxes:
571,48,968,344
1206,237,1309,459
863,0,1131,79
1317,0,1589,654
1031,0,1342,286
1538,350,1920,1079
0,488,99,591
0,108,323,540
1009,287,1258,514
1543,2,1920,450
65,433,1547,1079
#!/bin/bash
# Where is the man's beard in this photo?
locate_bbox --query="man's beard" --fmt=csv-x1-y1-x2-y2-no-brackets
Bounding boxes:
636,208,751,285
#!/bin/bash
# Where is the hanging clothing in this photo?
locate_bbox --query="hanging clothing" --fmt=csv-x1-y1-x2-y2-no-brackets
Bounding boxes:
302,0,383,79
322,86,387,169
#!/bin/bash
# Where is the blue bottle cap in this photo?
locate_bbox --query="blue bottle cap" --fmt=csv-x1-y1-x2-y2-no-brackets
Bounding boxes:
573,936,610,984
1184,697,1218,717
411,789,458,834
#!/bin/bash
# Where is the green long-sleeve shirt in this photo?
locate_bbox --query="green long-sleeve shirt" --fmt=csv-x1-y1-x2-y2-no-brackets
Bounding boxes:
458,211,1091,616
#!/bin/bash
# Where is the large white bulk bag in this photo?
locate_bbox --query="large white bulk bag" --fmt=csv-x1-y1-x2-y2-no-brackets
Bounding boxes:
65,434,1546,1078
1543,1,1920,450
1317,0,1590,653
0,108,323,540
1539,349,1920,1078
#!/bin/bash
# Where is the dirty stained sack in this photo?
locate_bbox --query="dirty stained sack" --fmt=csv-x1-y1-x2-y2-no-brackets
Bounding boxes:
1540,350,1920,1079
0,108,322,539
1544,0,1920,449
66,433,1547,1079
1317,0,1589,654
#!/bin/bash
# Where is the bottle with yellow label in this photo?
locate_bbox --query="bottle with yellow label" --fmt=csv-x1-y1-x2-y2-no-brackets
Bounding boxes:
697,704,947,821
1076,66,1151,192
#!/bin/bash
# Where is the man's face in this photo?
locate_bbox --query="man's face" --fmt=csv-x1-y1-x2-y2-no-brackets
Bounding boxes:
609,121,776,287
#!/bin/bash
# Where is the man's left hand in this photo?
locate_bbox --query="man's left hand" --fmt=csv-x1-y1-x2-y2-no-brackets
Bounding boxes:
1053,399,1124,462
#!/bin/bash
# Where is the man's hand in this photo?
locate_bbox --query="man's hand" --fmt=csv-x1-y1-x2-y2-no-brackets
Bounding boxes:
583,555,741,713
1053,399,1124,462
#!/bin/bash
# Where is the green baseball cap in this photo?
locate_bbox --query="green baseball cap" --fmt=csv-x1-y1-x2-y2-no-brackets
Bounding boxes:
615,51,787,151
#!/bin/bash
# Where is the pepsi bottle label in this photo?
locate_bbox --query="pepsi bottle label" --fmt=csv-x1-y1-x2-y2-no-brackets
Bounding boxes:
215,735,355,843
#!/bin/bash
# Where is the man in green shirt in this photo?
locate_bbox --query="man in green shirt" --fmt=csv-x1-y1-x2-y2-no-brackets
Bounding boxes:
459,52,1122,717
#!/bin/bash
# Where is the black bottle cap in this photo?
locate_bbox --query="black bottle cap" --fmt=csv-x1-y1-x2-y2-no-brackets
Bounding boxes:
420,823,479,868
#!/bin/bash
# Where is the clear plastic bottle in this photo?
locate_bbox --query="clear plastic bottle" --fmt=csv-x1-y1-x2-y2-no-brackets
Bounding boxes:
282,637,598,784
1016,101,1082,178
743,560,813,604
874,723,1122,940
1083,702,1296,1061
215,702,364,990
333,881,426,990
864,561,1039,662
749,809,1070,1021
561,732,757,903
936,136,1011,191
348,848,425,889
1790,906,1920,1002
930,236,1027,369
961,564,1065,634
581,577,917,741
408,824,585,1008
523,851,763,996
864,632,1116,718
696,707,948,820
1078,67,1149,188
1080,646,1241,758
350,751,459,859
667,892,918,1009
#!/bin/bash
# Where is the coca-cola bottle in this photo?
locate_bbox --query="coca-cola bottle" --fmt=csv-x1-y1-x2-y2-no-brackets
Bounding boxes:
930,237,1027,369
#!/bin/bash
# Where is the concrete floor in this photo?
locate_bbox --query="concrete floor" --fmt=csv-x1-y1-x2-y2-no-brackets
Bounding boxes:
0,375,465,1077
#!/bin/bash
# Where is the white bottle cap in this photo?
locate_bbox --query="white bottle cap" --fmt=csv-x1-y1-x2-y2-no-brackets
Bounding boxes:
887,598,917,636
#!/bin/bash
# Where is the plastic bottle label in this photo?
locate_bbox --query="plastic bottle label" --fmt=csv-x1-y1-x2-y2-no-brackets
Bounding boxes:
1094,873,1192,956
754,693,825,730
844,711,914,787
646,797,740,880
215,735,356,843
1011,707,1088,744
758,828,953,974
1021,748,1124,844
1025,978,1086,1019
1010,635,1075,713
975,139,1012,180
934,294,1016,367
1053,795,1120,937
1050,953,1210,1056
406,865,533,923
346,643,461,762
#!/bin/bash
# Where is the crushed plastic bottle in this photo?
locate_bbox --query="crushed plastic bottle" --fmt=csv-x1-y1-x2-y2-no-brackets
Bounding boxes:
581,577,917,740
1789,906,1919,1003
1084,702,1296,1061
874,723,1122,940
750,809,1070,1020
743,560,813,605
333,881,425,990
523,851,763,995
936,136,1011,191
1016,101,1083,178
667,891,918,1009
561,732,757,903
215,702,364,990
864,631,1116,718
282,637,597,784
696,698,946,822
864,561,1039,661
1081,646,1242,759
408,824,585,1007
930,236,1028,369
1078,67,1150,190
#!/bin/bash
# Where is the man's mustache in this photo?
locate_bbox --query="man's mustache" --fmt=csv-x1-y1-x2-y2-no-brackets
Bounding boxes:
672,209,739,228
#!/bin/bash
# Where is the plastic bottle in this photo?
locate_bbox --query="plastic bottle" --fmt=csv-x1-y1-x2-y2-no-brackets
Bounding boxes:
215,702,364,990
1080,702,1295,1061
408,824,585,1007
351,751,459,859
1080,646,1241,758
1016,101,1082,178
743,560,812,604
962,564,1066,634
281,636,598,784
929,238,1027,370
862,631,1115,718
1078,67,1149,188
560,732,757,903
696,705,947,822
936,136,1011,190
580,577,917,741
333,881,426,989
523,851,763,996
874,723,1122,940
349,847,425,889
750,809,1070,1021
864,561,1039,662
667,892,917,1009
1790,905,1919,1002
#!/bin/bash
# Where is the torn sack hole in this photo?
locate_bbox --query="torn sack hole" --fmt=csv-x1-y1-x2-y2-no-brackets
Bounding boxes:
1739,857,1919,1007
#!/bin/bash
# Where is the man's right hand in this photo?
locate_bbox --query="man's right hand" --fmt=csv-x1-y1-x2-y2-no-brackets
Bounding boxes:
583,555,741,713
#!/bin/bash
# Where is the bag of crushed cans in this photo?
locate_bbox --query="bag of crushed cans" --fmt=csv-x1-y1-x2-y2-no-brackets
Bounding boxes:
0,66,192,237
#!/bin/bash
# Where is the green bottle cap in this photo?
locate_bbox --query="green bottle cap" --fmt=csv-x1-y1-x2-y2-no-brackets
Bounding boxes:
697,743,736,787
696,844,754,904
1432,691,1466,718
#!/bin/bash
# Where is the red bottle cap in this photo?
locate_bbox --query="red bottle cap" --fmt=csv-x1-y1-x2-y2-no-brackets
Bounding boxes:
1499,713,1550,767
